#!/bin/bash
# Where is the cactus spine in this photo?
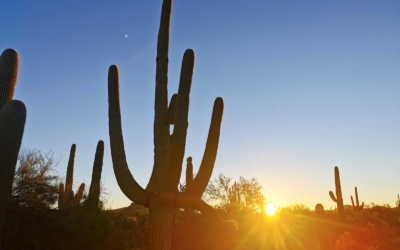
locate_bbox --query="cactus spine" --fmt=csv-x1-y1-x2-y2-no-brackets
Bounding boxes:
329,166,345,218
85,140,104,210
58,144,85,210
107,0,237,248
0,49,26,247
350,187,364,212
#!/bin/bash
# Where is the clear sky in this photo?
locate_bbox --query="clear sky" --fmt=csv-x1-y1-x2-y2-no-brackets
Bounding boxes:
1,0,399,210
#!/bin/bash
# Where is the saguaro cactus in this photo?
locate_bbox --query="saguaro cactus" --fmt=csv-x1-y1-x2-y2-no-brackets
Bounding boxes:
85,140,104,210
350,187,364,212
228,182,241,213
0,49,27,247
315,203,325,216
107,0,237,249
329,166,345,218
58,144,85,210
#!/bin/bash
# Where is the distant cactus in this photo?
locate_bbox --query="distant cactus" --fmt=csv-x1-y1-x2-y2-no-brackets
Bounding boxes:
228,182,241,213
0,49,26,247
396,194,400,208
185,156,193,189
58,142,105,211
259,195,266,214
85,140,104,210
107,0,237,248
329,166,345,218
315,203,325,216
58,144,85,210
350,187,364,212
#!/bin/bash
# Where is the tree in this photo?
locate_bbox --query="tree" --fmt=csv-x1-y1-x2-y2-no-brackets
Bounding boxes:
11,148,59,208
204,173,266,214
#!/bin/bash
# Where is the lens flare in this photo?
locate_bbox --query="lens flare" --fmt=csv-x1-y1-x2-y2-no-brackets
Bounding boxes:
266,203,276,216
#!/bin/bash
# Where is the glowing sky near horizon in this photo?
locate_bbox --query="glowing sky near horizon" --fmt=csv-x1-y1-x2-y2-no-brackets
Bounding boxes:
1,0,399,210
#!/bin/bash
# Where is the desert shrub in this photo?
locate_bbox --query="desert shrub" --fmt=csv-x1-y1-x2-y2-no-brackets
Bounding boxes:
11,148,59,208
336,209,400,250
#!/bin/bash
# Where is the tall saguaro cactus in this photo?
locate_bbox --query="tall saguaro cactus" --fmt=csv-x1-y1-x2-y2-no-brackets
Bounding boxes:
329,166,345,218
58,144,85,210
108,0,237,249
86,140,104,210
0,49,27,247
350,187,364,212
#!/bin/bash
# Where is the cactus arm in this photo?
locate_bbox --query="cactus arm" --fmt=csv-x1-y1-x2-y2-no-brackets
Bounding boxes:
329,191,337,202
165,94,177,125
65,144,76,193
108,65,148,206
351,196,355,211
0,100,26,244
164,49,194,194
73,183,85,207
185,157,193,188
86,140,104,209
355,187,359,207
186,98,224,197
0,49,18,110
58,183,65,208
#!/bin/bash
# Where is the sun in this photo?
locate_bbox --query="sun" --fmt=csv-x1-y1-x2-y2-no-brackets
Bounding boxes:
265,203,276,216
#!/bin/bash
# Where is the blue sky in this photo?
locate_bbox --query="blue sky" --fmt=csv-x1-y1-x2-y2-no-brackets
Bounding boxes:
1,0,399,209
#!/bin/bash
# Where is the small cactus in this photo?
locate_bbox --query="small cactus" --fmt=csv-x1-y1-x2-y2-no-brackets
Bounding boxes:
315,203,325,216
329,166,345,218
350,187,364,212
396,194,400,208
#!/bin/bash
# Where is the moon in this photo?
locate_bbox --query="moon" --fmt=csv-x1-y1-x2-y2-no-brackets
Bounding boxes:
125,34,128,38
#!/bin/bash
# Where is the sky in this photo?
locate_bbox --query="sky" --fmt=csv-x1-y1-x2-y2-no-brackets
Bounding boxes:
1,0,399,210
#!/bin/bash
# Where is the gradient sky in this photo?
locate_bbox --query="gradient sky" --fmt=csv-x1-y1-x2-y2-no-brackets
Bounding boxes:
1,0,399,210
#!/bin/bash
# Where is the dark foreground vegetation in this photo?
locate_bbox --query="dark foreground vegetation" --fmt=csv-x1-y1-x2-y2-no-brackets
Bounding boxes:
3,197,400,249
2,148,400,249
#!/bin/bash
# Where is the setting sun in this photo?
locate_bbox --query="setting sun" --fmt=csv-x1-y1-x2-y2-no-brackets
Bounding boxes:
265,203,276,216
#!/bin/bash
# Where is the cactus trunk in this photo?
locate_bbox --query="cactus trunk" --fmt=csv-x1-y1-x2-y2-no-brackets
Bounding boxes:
329,166,345,218
0,49,26,247
148,201,174,250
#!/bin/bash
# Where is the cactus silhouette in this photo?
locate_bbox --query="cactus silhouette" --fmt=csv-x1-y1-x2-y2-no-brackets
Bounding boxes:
58,142,104,210
0,49,26,249
329,166,345,218
397,194,400,208
85,140,104,210
228,182,241,213
107,0,237,248
315,203,325,216
58,144,85,210
0,49,26,247
350,187,364,212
